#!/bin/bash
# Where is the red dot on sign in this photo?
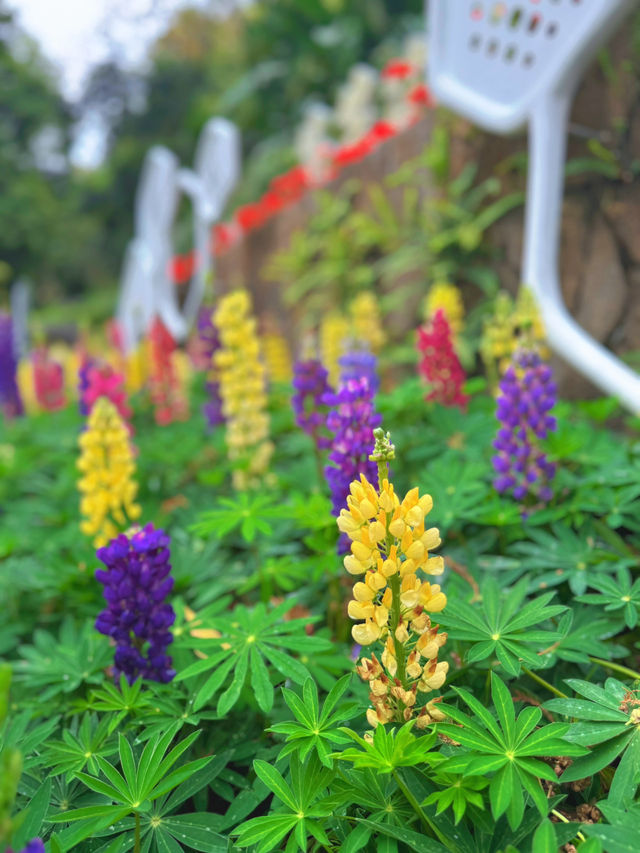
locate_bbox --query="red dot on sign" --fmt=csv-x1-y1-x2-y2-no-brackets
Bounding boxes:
471,5,483,21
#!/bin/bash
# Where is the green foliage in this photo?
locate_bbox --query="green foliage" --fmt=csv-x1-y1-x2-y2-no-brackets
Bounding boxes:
4,340,640,851
234,754,336,853
438,675,586,830
269,675,359,767
175,599,332,713
440,578,565,676
270,130,522,327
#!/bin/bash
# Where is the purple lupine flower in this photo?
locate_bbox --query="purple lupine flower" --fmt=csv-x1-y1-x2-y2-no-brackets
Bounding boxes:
292,359,334,450
339,350,379,394
78,356,96,416
197,307,224,427
95,524,176,684
324,377,382,545
0,313,23,418
492,349,557,504
8,840,45,853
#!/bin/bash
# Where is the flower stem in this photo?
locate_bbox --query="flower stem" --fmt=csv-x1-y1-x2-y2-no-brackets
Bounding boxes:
588,656,640,681
389,572,407,686
522,667,568,699
392,769,454,850
551,808,586,842
134,812,141,853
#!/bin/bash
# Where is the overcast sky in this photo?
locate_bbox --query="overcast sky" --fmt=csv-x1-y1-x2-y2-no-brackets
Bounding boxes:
11,0,213,100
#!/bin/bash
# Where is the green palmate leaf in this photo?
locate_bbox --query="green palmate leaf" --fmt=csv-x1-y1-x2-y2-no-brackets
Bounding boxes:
269,675,358,767
253,760,298,811
423,773,487,825
43,712,118,777
161,814,228,851
439,578,565,676
174,600,331,714
608,729,640,807
559,731,633,783
531,818,556,853
354,818,449,853
438,674,586,830
235,754,334,853
577,567,640,628
10,777,51,849
337,721,442,774
545,676,640,794
510,522,623,596
189,492,291,542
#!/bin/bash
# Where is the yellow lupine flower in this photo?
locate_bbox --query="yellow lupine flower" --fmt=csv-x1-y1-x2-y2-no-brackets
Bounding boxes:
77,397,140,547
341,427,449,728
16,360,38,414
423,281,464,337
261,332,293,383
124,342,149,394
213,291,273,490
320,311,350,386
481,288,549,386
349,291,386,354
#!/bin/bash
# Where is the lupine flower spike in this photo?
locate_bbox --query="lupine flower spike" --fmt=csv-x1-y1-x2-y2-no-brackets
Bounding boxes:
7,840,45,853
77,397,141,547
481,289,549,388
262,332,293,383
95,524,176,684
324,370,382,530
492,348,557,505
424,281,464,338
213,290,273,490
417,309,469,409
148,318,189,426
292,359,333,451
338,428,448,728
0,314,23,418
349,291,386,354
338,350,379,394
81,362,132,427
32,348,66,411
197,307,224,428
320,311,350,386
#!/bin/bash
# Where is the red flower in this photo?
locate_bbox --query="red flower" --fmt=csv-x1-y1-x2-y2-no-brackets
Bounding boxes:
236,201,269,233
269,166,309,202
408,83,435,108
365,120,397,144
416,309,469,409
332,137,374,168
170,252,196,285
148,318,189,425
32,349,66,411
381,59,415,80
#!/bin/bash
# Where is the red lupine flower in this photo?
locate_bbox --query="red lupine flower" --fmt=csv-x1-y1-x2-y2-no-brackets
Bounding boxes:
33,349,66,411
381,59,415,80
416,309,469,409
148,318,189,425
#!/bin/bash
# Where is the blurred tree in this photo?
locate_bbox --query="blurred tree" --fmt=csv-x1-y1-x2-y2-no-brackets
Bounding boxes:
0,3,104,301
